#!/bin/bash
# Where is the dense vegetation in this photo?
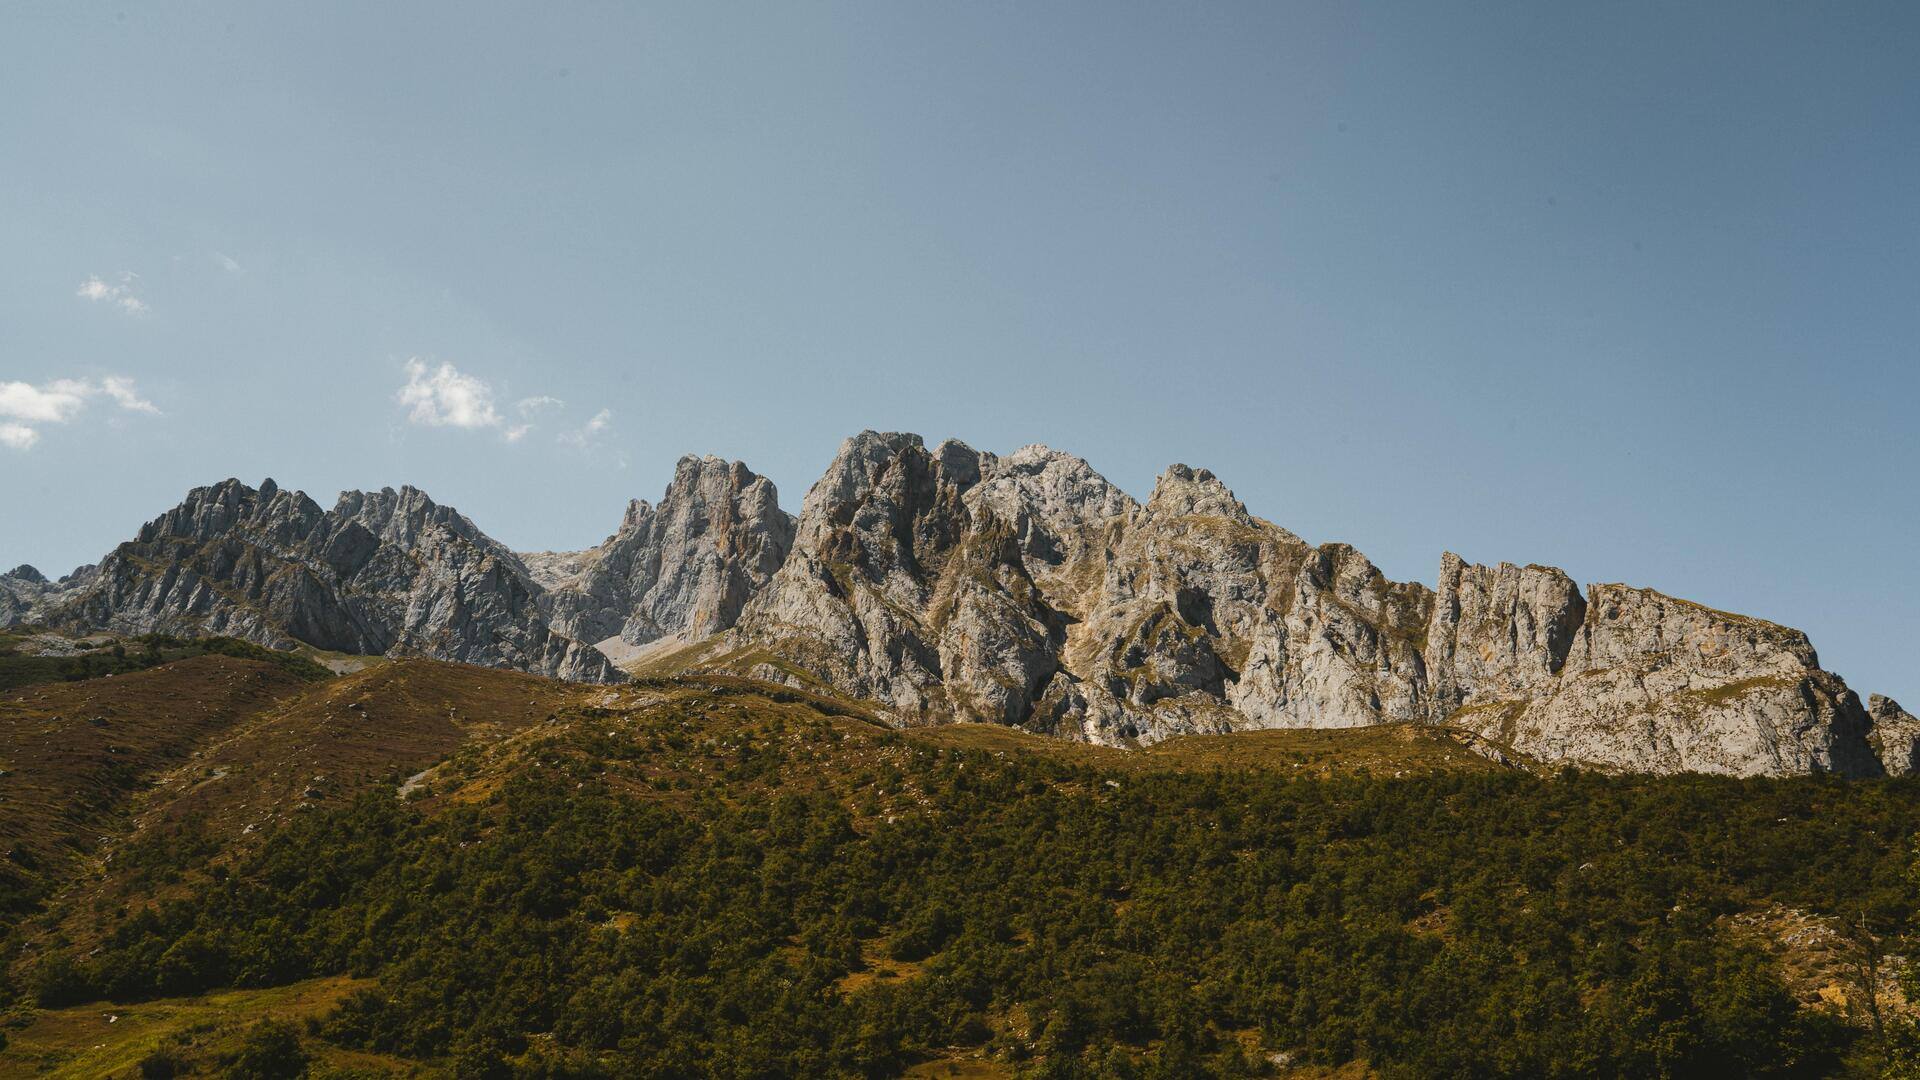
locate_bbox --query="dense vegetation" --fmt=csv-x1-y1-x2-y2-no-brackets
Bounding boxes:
0,632,331,690
22,695,1920,1079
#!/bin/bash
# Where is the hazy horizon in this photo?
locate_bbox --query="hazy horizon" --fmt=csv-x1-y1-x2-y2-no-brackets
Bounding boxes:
4,2,1915,703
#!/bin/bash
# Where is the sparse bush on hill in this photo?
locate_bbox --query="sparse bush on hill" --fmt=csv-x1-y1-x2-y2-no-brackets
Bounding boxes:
0,633,330,690
223,1017,310,1079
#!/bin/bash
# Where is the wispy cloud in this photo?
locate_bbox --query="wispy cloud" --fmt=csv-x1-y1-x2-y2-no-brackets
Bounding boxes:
392,361,597,448
559,408,613,449
396,359,503,429
99,375,160,414
76,272,149,315
212,251,244,274
0,375,160,451
506,395,564,442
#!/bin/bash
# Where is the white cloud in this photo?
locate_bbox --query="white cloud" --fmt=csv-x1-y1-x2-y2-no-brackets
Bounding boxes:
213,251,244,274
505,395,564,442
0,379,91,423
99,375,159,414
76,272,148,315
559,408,613,449
392,362,592,446
396,359,502,429
0,375,161,450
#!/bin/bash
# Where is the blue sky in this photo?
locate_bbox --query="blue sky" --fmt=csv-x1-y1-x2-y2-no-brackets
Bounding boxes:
2,3,1915,702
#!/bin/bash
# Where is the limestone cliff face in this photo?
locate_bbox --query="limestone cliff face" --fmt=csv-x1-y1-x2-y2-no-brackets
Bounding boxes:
732,438,1443,744
46,478,620,682
535,456,794,649
734,433,1011,720
6,435,1906,778
1426,555,1586,707
1868,696,1920,777
1049,466,1432,740
1,563,94,626
1434,571,1879,777
723,431,1892,777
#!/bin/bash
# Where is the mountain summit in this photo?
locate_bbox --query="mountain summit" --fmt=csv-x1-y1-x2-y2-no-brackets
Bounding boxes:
4,431,1902,778
720,432,1882,778
23,478,617,682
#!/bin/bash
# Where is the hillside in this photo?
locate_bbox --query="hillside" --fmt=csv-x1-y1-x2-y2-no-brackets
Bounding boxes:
2,656,1919,1076
0,651,323,915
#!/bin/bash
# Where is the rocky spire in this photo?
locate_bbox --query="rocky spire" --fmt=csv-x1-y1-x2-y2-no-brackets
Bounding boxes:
538,454,795,648
1868,695,1920,777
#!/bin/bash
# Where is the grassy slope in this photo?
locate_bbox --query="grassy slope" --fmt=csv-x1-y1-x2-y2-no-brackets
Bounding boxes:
0,655,318,914
22,660,588,961
0,662,1511,1075
6,657,1909,1076
0,632,332,693
0,658,600,1076
406,676,1511,828
135,658,580,834
0,976,409,1079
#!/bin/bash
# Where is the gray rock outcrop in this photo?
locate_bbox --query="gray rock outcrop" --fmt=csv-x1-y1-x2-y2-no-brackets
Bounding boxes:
534,456,794,649
733,433,1008,720
1868,695,1920,777
1435,573,1880,776
1,563,95,627
735,438,1449,746
44,478,619,682
1063,466,1436,740
1,565,52,626
723,430,1893,777
7,433,1907,779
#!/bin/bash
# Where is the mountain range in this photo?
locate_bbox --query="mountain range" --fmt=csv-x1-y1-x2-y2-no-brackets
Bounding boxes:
6,430,1913,778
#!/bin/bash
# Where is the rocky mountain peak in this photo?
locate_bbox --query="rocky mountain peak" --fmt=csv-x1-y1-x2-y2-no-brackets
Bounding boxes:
669,453,742,491
538,454,795,650
974,445,1136,516
806,431,927,512
1145,463,1252,522
333,484,503,555
660,453,786,530
1571,584,1820,675
961,444,1135,592
1424,563,1877,777
39,478,618,683
134,478,329,554
931,438,987,486
725,431,1892,776
0,562,69,627
1427,553,1587,706
5,431,1903,779
1868,695,1920,777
